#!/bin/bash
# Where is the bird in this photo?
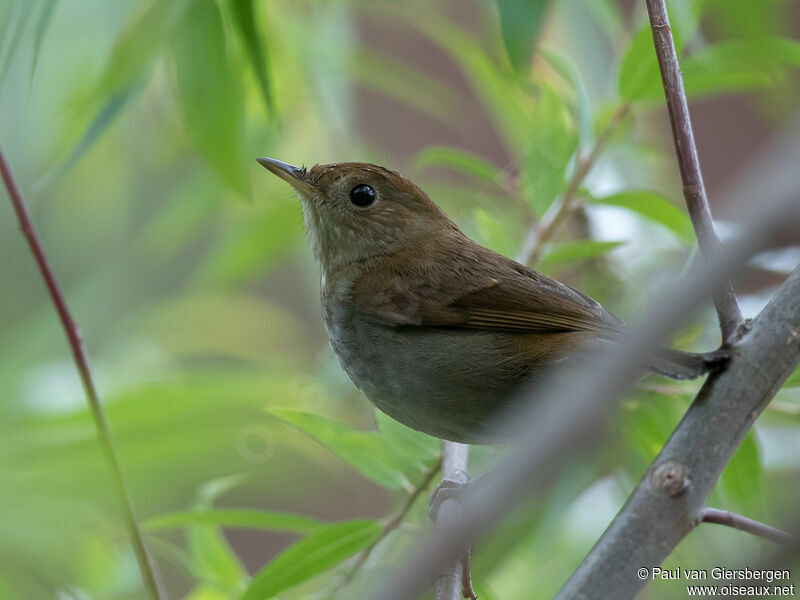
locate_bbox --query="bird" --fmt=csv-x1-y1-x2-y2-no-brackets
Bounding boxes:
258,157,725,444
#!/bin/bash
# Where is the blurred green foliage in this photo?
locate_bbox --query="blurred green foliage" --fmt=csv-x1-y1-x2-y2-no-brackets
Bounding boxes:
2,0,800,598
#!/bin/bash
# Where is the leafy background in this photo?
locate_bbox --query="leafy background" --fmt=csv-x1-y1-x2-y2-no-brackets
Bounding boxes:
1,0,800,598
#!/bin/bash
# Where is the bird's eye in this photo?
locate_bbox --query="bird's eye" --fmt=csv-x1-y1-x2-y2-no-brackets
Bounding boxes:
349,183,376,207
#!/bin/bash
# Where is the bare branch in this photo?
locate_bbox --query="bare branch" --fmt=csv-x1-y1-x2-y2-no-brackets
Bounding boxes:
701,508,797,546
646,0,743,341
555,265,800,600
434,441,473,600
0,147,165,599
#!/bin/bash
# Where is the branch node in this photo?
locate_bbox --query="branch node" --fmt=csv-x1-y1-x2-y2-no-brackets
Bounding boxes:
649,460,689,496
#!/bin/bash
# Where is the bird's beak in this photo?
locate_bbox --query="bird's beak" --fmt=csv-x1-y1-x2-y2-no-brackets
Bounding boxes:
256,157,315,195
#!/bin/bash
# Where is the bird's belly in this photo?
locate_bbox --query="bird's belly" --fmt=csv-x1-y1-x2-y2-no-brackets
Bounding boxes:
324,316,535,443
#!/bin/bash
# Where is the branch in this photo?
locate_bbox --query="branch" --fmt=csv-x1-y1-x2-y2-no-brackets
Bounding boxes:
368,182,800,600
433,441,473,600
516,102,630,266
646,0,743,341
555,265,800,600
344,455,442,584
700,507,797,546
0,147,165,599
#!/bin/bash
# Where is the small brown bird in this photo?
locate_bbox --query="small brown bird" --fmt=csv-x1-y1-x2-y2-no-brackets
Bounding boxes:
258,158,724,443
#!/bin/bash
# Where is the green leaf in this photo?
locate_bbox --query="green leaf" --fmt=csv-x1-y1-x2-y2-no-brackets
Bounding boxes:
229,0,274,117
31,0,59,81
783,365,800,388
187,477,247,590
540,47,593,145
414,146,500,184
346,49,459,126
680,38,800,100
539,240,624,270
521,84,578,215
146,509,323,534
374,408,440,463
241,519,381,600
618,26,660,102
170,0,248,195
718,430,764,518
472,207,518,258
267,409,413,489
97,0,194,98
493,0,552,74
589,191,694,241
410,8,530,149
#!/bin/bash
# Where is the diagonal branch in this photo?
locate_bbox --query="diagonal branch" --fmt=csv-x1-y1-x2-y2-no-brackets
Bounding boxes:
0,147,164,600
646,0,743,341
555,265,800,600
344,455,442,585
700,507,797,546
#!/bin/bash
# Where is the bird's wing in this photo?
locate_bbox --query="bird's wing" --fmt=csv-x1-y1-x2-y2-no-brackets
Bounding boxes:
354,243,623,334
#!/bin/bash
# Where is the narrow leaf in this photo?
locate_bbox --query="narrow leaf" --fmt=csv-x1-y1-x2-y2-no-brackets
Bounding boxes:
267,409,413,489
539,240,624,269
240,520,381,600
494,0,552,74
31,0,59,81
229,0,274,117
589,191,694,241
521,84,578,216
414,146,500,183
146,509,323,534
171,0,248,194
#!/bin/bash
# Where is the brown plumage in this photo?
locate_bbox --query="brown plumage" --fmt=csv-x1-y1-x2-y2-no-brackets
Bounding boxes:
258,158,725,443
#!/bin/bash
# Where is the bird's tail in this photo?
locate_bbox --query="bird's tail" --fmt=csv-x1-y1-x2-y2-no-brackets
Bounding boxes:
647,347,730,380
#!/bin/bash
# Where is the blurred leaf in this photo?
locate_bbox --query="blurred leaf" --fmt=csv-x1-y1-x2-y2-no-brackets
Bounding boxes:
784,365,800,388
241,519,381,600
97,0,193,98
618,26,660,102
268,408,414,489
346,49,459,125
521,84,578,215
171,0,248,195
374,408,440,464
472,207,518,257
414,146,500,184
718,430,764,518
31,0,59,80
621,33,800,103
229,0,275,117
187,476,247,590
589,191,694,241
146,509,323,533
539,239,624,269
540,47,593,145
411,8,530,149
198,198,301,284
0,0,34,85
57,0,194,176
493,0,552,74
585,0,624,42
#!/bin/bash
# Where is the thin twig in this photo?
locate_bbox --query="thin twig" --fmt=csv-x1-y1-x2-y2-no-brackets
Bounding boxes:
646,0,743,342
0,147,164,600
516,102,631,266
344,455,443,584
700,508,797,545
